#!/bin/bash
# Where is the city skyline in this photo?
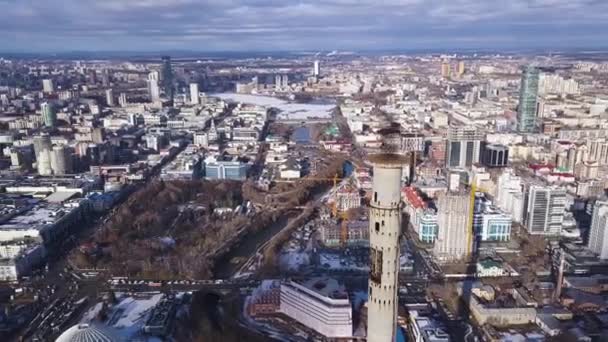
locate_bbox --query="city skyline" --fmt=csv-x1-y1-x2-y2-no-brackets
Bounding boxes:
1,0,608,52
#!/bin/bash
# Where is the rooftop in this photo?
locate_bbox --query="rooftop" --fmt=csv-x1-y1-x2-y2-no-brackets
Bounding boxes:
294,277,348,300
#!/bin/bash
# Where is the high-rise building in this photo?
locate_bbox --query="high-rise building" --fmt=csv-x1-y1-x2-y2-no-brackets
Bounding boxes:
275,74,289,89
588,201,608,260
105,89,114,107
539,74,580,95
457,61,465,76
161,56,174,101
367,153,406,342
587,138,608,165
101,69,110,87
517,66,540,133
441,62,451,78
496,170,525,223
148,70,160,82
88,69,97,84
149,80,161,102
473,194,512,242
275,74,282,89
482,144,509,167
42,79,54,93
524,185,566,235
446,126,483,169
34,134,53,176
433,191,471,262
50,145,72,175
190,83,199,105
119,93,127,107
41,102,56,128
313,60,321,76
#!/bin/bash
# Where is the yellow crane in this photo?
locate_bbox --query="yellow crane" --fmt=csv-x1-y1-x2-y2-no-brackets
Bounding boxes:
298,173,352,246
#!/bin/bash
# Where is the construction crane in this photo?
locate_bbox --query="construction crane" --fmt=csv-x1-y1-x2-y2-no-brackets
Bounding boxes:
296,173,350,246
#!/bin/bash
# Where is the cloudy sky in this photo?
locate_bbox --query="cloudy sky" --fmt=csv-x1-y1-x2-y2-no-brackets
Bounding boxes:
1,0,607,52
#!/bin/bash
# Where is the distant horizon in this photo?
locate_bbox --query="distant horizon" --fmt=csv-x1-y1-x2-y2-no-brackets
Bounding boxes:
3,46,608,59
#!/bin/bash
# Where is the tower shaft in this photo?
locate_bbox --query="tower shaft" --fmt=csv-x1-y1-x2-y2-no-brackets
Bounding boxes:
368,154,404,342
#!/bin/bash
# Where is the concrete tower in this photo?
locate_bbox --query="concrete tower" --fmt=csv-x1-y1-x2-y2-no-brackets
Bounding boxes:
367,152,406,342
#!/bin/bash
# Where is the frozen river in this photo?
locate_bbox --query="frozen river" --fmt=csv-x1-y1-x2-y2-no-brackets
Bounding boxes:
212,93,335,121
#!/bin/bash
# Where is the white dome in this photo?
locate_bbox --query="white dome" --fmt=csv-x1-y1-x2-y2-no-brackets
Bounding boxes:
56,324,120,342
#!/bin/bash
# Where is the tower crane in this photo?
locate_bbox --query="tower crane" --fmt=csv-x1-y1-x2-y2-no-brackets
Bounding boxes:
279,173,351,246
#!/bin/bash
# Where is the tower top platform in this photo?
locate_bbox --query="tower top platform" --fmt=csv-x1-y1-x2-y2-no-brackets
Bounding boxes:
369,153,409,166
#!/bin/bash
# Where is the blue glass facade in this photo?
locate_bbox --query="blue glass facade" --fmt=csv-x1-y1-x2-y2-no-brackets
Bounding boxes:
204,161,248,180
418,213,438,243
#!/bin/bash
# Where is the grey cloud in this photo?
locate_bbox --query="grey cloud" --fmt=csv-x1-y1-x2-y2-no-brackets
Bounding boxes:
0,0,606,52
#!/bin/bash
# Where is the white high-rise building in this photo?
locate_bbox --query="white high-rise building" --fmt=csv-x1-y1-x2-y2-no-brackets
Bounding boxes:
42,79,54,93
496,170,525,223
433,191,471,262
149,80,161,102
473,195,512,242
586,138,608,165
148,71,160,82
524,185,567,235
539,74,580,95
50,145,71,175
588,201,608,260
190,83,199,105
34,134,53,176
119,93,127,107
105,89,114,107
313,60,320,76
367,153,406,342
446,126,483,169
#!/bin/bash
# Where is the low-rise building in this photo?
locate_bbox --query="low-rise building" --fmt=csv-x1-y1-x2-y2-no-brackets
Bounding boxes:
279,278,353,338
408,310,451,342
459,283,536,327
204,157,248,180
0,239,46,281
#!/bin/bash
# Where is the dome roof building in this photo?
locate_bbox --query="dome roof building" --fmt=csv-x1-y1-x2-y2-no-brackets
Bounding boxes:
55,324,120,342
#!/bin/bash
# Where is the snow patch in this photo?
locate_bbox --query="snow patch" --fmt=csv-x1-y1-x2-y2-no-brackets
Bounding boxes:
279,252,310,272
212,93,334,120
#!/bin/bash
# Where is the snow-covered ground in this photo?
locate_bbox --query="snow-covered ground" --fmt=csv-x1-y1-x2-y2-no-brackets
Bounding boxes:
109,293,163,333
80,302,104,323
279,252,310,272
79,292,165,341
319,253,369,272
212,93,335,120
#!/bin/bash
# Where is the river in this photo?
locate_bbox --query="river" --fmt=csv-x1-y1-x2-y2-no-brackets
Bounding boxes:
213,159,354,278
212,212,295,279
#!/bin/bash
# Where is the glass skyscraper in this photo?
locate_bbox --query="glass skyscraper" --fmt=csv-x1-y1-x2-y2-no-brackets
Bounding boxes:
161,56,174,101
517,66,540,133
41,102,56,128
